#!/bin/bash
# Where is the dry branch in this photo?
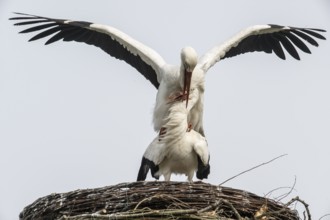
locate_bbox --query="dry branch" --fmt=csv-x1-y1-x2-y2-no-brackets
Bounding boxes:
19,181,301,220
219,154,287,186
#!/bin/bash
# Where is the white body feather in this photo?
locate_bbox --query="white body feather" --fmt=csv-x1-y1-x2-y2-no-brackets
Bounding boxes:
144,101,209,181
153,53,206,136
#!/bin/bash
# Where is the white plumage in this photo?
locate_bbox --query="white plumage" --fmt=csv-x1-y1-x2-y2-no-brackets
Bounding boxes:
10,13,326,181
152,47,202,134
138,101,210,181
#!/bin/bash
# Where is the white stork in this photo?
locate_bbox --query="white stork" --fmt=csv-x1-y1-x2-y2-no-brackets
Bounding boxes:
137,100,210,181
9,13,326,139
10,13,326,181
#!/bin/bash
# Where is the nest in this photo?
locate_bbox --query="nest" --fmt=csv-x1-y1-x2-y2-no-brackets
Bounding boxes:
19,181,301,220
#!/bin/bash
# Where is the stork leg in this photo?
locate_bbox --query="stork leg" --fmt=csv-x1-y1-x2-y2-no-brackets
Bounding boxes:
187,171,194,182
163,173,171,181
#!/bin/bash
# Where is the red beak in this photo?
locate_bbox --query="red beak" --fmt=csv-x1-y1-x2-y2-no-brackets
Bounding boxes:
183,70,192,108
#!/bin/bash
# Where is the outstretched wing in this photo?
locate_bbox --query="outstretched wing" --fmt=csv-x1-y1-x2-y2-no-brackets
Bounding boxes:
199,24,326,72
10,12,167,89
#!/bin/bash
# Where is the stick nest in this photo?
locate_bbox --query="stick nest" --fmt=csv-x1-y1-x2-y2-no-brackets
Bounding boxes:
19,181,300,220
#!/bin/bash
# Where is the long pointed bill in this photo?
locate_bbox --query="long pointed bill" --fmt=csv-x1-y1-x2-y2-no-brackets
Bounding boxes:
183,70,192,108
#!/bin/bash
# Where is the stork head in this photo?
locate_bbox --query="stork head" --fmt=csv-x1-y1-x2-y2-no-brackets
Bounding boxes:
180,47,198,108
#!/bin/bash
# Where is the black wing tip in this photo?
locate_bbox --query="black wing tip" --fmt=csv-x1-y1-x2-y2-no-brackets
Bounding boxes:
28,38,36,42
272,24,326,59
268,24,326,31
276,52,286,60
268,24,284,29
268,24,326,36
196,164,210,180
196,156,210,180
308,28,327,32
9,12,34,20
13,12,28,15
137,157,149,181
44,40,53,45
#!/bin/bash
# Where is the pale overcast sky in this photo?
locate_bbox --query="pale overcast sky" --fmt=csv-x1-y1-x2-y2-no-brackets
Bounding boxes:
1,1,329,219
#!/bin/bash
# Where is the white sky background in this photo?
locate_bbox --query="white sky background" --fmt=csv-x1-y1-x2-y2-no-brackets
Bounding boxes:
1,0,329,219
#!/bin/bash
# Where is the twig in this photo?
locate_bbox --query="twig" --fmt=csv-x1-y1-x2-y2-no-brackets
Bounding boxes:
287,197,311,220
255,196,311,220
60,209,198,220
198,198,243,220
198,199,222,213
221,199,243,220
264,176,297,201
265,186,295,199
219,154,288,186
254,208,288,220
134,194,189,210
319,214,330,220
274,176,297,201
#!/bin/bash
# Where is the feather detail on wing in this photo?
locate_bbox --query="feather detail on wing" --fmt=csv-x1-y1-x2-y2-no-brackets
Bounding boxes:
10,12,167,88
198,24,326,72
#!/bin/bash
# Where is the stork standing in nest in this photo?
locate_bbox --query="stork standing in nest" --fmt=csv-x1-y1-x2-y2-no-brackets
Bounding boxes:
137,98,210,181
